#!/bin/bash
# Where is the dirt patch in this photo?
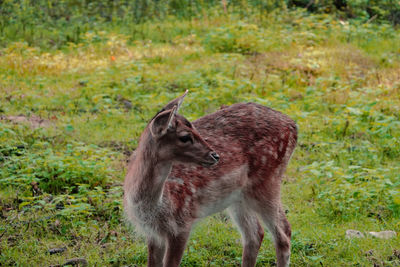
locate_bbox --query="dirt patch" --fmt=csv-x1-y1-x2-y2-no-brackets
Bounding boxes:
98,140,134,157
1,114,51,129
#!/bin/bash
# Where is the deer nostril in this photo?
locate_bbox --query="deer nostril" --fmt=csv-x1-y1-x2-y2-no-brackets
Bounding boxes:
210,152,220,162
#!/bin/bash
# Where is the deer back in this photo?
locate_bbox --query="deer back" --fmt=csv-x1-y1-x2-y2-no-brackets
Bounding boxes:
164,102,297,219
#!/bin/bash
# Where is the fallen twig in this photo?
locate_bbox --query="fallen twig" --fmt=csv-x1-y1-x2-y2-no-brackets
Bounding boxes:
62,258,88,266
48,247,66,255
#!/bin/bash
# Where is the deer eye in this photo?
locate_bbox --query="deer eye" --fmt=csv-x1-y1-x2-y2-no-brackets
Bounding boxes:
179,135,192,143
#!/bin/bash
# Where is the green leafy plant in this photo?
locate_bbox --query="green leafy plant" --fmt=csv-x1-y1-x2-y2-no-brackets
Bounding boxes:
203,23,265,54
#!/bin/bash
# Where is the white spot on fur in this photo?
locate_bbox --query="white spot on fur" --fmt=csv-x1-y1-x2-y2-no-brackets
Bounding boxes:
267,150,278,159
190,186,196,194
261,156,267,165
279,142,284,152
184,197,191,209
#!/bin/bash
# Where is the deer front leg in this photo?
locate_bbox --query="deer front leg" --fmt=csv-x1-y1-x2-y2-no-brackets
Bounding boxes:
148,238,166,267
163,231,190,267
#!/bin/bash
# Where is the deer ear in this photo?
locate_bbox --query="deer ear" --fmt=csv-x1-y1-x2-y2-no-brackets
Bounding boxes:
160,90,188,113
149,106,178,137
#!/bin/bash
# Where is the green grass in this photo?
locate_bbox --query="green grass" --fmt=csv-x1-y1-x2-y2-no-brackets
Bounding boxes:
1,10,400,266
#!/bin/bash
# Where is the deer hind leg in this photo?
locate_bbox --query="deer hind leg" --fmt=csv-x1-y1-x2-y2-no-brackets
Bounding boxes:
147,237,166,267
163,231,190,267
228,203,264,267
257,204,291,267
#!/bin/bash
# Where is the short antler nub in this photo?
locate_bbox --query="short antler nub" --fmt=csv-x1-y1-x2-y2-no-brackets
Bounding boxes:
176,90,188,112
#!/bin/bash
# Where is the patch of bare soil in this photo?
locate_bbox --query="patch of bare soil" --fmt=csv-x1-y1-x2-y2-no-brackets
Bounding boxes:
0,114,51,129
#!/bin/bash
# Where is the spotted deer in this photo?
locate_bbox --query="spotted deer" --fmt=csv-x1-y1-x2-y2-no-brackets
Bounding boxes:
123,91,297,267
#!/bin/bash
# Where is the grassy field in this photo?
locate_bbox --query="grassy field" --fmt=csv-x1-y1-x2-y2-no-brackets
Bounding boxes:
1,9,400,266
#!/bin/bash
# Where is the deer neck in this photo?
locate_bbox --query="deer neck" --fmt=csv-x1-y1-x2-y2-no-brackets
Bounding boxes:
127,133,172,207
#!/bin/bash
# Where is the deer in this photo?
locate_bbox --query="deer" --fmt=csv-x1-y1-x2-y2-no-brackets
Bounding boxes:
123,90,297,267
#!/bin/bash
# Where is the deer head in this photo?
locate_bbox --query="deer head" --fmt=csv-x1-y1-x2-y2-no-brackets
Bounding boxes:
147,91,219,167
